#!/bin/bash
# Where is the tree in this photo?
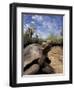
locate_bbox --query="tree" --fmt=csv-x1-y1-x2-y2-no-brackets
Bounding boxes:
24,27,35,47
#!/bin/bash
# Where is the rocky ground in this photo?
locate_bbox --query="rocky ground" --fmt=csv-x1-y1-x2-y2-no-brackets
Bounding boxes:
47,46,63,73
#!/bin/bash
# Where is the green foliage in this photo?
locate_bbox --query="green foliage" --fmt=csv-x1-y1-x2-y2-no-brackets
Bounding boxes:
46,35,63,44
23,26,63,47
23,27,34,47
23,27,44,47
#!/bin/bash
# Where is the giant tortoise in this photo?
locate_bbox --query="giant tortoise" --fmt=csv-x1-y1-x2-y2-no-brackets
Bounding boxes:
23,44,54,75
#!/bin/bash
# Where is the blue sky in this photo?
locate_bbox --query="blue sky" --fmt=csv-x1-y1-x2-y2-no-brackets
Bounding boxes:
22,14,63,39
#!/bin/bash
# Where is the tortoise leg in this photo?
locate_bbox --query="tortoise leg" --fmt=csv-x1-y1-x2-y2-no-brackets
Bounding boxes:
42,62,55,74
24,64,40,75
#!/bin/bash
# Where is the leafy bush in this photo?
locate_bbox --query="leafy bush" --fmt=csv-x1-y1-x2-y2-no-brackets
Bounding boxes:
46,36,63,45
23,26,47,47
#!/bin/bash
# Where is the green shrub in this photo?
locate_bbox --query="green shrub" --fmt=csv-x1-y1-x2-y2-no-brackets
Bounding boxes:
46,36,63,44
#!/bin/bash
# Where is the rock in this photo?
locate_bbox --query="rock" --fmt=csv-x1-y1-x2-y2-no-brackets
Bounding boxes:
47,46,63,73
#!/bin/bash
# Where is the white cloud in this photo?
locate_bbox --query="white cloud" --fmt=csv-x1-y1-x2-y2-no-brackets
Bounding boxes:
42,21,52,32
31,21,35,24
36,29,49,39
32,15,43,22
25,24,30,28
23,24,30,33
